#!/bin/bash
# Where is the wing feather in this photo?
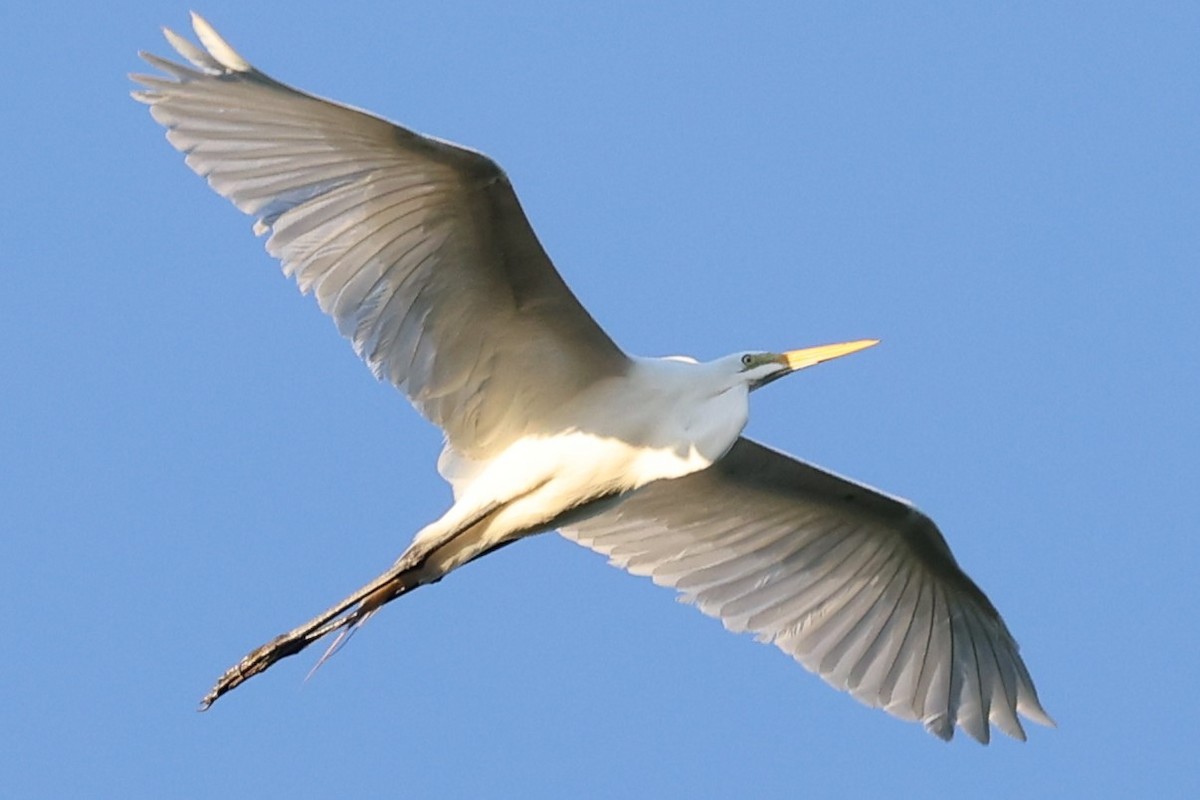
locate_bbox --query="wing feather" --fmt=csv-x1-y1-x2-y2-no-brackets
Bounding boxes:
133,15,628,456
562,437,1052,742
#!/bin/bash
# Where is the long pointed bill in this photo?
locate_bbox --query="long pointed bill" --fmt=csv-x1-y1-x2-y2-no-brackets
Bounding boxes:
782,339,879,371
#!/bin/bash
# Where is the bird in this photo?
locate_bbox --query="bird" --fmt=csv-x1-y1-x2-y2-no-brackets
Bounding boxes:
132,13,1052,743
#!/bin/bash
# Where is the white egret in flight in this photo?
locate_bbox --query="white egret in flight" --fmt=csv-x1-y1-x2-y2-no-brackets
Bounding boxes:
133,14,1051,743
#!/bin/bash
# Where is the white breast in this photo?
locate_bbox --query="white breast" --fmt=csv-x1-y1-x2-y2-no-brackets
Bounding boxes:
436,355,751,528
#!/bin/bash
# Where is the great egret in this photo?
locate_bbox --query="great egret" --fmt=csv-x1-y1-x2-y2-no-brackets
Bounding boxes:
132,14,1052,743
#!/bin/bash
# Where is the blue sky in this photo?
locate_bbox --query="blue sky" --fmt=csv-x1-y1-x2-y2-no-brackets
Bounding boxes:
4,1,1198,796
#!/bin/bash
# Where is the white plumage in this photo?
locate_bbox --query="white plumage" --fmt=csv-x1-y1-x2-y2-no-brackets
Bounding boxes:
133,14,1051,742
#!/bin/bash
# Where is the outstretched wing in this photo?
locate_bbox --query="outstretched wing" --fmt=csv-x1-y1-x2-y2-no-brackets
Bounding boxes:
562,437,1052,742
133,14,629,457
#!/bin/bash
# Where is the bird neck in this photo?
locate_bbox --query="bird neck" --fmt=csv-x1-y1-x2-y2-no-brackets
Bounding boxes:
624,355,751,460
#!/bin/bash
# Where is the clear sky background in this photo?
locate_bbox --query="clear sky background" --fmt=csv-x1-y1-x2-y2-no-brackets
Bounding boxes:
3,1,1198,797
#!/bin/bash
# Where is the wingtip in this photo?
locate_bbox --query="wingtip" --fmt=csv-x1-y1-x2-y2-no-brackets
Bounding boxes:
188,10,212,35
190,12,252,72
161,26,188,52
1021,700,1057,730
923,712,955,741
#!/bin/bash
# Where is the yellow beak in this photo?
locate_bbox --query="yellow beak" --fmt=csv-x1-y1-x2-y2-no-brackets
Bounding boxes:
782,339,879,371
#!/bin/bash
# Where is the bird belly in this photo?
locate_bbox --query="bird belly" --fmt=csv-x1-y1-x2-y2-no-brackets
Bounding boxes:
427,382,750,550
432,430,718,543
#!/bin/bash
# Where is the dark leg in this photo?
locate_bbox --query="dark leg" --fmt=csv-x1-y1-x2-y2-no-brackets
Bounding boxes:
199,499,514,710
199,556,424,710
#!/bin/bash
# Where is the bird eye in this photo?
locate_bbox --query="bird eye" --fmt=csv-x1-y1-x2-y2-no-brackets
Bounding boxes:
741,354,754,367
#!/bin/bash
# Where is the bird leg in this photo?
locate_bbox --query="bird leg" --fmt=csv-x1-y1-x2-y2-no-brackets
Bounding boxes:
199,498,511,710
198,554,424,710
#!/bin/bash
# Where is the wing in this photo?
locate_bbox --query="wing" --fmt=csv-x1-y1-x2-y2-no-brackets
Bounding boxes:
132,14,629,457
561,437,1053,743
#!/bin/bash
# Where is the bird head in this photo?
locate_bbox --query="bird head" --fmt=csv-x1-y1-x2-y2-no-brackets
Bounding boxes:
739,339,879,391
